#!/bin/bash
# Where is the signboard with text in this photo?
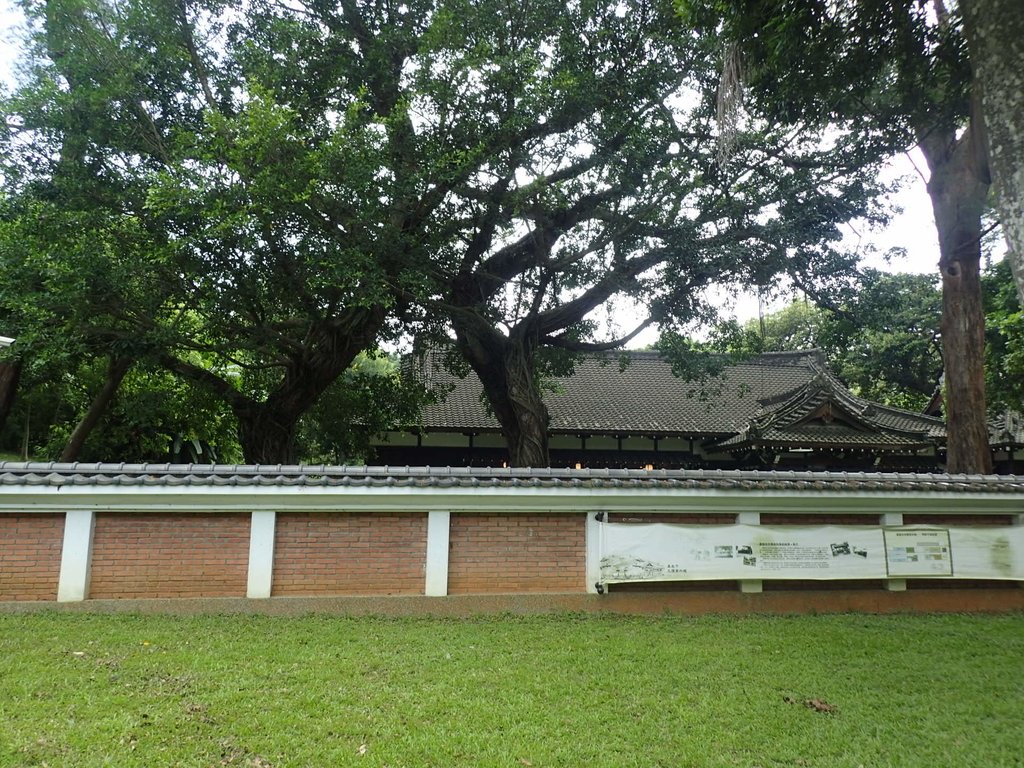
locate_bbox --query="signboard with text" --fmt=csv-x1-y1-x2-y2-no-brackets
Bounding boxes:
598,523,1024,583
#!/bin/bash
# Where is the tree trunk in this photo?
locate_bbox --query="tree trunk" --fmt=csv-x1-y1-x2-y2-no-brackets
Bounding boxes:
963,0,1024,306
921,126,993,474
454,324,551,468
501,339,551,467
0,360,22,436
59,356,133,462
235,402,299,465
163,308,387,465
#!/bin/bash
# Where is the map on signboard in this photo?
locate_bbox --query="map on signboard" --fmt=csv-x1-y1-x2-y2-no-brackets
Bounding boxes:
884,528,953,577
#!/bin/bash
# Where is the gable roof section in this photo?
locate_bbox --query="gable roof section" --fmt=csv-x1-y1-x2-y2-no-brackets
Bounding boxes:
415,349,946,447
990,410,1024,449
716,369,944,452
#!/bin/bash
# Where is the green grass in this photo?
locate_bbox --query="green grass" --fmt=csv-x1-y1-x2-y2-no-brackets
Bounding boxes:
1,613,1022,767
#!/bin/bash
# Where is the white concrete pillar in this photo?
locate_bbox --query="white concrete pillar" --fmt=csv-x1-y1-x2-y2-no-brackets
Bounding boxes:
585,512,604,594
247,510,276,599
880,512,906,591
736,511,762,593
57,510,96,602
424,510,450,596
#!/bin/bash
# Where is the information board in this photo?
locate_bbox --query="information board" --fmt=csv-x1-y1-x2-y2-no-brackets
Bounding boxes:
598,523,1024,583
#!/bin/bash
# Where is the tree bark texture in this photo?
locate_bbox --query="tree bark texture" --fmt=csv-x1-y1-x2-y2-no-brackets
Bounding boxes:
59,356,133,463
454,324,551,468
235,403,301,466
963,0,1024,306
0,360,22,435
921,125,993,475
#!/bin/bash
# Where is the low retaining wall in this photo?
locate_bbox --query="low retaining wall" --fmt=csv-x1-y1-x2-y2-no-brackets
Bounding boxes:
1,464,1023,613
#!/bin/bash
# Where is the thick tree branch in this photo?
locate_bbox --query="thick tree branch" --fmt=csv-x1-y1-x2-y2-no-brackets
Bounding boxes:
542,317,655,352
535,248,667,335
160,353,253,411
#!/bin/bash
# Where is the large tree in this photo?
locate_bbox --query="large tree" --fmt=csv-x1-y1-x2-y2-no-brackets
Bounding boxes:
3,0,409,462
415,0,889,465
3,0,885,467
1,0,624,462
687,0,997,473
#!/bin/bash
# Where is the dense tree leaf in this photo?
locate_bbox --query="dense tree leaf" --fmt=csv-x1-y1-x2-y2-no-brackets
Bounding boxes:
684,0,997,472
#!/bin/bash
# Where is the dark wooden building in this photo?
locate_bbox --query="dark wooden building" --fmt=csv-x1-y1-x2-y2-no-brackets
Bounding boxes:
372,350,1023,472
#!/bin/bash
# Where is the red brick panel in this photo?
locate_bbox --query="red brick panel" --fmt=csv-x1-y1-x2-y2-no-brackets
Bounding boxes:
0,514,64,601
273,513,427,596
448,513,585,594
763,580,887,591
89,513,250,599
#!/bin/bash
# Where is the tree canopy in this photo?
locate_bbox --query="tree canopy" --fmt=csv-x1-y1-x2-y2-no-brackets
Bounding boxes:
683,0,1007,473
1,0,891,466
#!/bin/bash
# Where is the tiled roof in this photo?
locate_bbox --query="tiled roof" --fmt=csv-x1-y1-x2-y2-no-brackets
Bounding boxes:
990,411,1024,448
1,462,1023,493
419,350,833,436
416,349,947,447
717,369,944,451
717,424,933,450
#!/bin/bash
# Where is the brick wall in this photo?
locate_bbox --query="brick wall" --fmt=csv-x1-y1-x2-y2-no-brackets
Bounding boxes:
273,512,427,596
1,504,1019,606
448,513,585,594
0,514,63,601
89,513,250,599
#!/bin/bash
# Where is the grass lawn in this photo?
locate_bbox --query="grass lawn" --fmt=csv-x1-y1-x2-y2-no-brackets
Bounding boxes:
1,612,1021,767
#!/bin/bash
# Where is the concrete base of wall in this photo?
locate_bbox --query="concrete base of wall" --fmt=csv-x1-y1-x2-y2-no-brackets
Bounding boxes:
2,588,1023,617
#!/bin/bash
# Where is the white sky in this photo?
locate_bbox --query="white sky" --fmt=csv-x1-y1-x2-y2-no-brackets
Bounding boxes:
0,0,949,346
719,151,941,324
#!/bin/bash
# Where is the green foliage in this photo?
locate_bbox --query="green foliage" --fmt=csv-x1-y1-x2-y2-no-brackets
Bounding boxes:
700,272,945,411
0,358,239,462
296,352,434,465
831,272,943,409
656,328,746,381
983,258,1024,412
680,0,970,141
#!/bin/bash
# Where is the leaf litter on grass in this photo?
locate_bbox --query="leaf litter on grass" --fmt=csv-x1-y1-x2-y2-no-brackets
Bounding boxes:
783,695,838,714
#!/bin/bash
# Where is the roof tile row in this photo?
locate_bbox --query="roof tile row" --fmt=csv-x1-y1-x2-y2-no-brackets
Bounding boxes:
1,462,1022,493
